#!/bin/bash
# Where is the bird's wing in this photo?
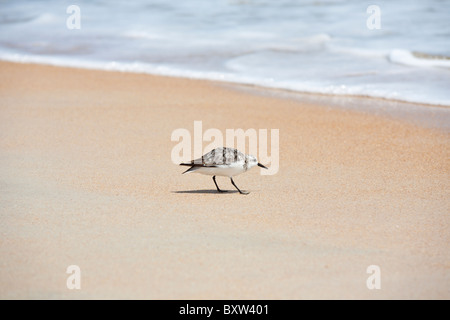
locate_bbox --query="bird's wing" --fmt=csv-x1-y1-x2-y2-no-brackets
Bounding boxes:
187,147,245,167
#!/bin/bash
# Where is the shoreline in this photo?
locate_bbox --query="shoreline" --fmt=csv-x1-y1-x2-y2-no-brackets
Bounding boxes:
0,61,449,299
2,57,449,110
225,82,450,132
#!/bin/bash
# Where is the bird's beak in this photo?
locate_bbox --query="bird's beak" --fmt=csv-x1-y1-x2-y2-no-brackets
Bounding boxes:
257,163,268,169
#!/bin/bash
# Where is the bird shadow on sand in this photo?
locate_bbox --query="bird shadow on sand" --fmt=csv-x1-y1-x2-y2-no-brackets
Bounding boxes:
172,189,240,194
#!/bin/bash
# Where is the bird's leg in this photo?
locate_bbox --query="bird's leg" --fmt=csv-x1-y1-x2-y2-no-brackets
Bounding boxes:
230,177,249,195
213,176,227,193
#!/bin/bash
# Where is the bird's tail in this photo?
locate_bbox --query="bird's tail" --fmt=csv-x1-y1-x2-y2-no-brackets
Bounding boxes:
179,163,199,174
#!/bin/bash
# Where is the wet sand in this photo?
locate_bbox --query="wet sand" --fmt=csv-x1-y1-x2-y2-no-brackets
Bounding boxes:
0,61,449,299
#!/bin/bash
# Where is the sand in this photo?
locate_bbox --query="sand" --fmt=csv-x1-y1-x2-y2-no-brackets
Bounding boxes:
0,61,449,299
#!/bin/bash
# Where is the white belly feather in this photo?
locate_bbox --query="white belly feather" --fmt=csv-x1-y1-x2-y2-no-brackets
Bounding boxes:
193,163,246,177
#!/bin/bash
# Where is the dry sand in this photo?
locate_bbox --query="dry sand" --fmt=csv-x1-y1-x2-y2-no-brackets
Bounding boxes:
0,61,449,299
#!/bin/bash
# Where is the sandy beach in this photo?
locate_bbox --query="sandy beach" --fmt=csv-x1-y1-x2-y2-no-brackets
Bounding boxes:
0,61,449,299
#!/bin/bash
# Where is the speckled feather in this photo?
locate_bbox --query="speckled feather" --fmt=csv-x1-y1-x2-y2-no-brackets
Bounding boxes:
190,147,246,167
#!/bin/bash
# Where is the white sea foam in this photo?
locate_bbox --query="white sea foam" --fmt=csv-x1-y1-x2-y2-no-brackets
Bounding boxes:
389,49,450,68
0,0,449,106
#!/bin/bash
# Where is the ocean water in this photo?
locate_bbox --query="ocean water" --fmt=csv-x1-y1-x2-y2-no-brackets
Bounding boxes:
0,0,449,106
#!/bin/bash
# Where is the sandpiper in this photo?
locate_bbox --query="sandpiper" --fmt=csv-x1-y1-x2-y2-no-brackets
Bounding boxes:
179,147,268,194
